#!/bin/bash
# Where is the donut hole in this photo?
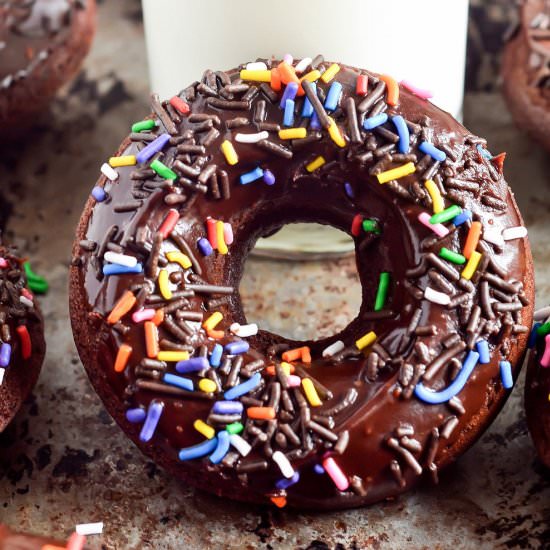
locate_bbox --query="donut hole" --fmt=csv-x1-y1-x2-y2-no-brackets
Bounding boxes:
239,223,362,341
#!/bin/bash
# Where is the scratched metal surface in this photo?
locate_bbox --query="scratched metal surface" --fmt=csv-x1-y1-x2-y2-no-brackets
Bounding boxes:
0,1,549,548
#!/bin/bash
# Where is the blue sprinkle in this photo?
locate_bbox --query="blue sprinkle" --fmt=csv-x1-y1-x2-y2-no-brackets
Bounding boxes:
476,339,490,364
363,113,388,130
283,99,295,127
210,343,223,367
126,407,146,423
392,115,410,154
240,167,264,185
179,437,218,461
91,186,106,202
0,343,11,368
314,464,325,474
225,340,249,355
324,81,342,112
500,361,513,389
452,209,472,226
310,111,321,130
139,401,164,442
103,263,143,276
528,323,542,348
136,133,171,164
344,182,354,199
224,372,262,400
163,373,194,391
209,430,230,464
301,82,316,117
279,81,298,108
197,237,213,256
418,141,447,162
212,401,244,415
275,471,300,490
263,169,276,185
477,144,492,159
415,351,480,404
176,356,209,374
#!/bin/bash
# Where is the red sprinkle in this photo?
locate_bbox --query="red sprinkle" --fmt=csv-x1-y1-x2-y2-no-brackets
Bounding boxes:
170,96,190,115
491,152,506,174
351,214,363,237
356,75,368,96
16,325,31,359
0,258,8,269
206,218,218,249
158,208,180,238
21,288,34,301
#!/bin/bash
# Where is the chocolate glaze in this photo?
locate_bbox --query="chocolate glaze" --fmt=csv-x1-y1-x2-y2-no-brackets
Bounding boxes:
70,59,534,509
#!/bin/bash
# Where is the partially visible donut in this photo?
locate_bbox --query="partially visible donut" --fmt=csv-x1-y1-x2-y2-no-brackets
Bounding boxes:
0,523,72,550
0,0,96,135
526,307,550,467
69,56,534,510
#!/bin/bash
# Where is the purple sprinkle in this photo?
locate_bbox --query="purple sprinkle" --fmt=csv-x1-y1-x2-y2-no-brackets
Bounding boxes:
197,237,213,256
275,471,300,490
344,182,354,198
126,407,146,423
91,186,106,202
212,401,244,415
210,343,223,367
263,169,276,185
310,111,321,130
225,340,249,355
139,401,164,442
176,356,209,373
314,464,325,474
452,210,472,226
136,133,171,164
0,343,11,368
279,81,299,108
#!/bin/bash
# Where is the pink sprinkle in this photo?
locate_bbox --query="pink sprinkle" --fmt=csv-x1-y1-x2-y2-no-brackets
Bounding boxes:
283,53,294,65
418,212,449,238
401,80,434,100
132,308,155,323
66,532,86,550
223,223,234,245
287,374,301,388
21,288,34,301
0,258,8,268
322,456,349,491
541,334,550,367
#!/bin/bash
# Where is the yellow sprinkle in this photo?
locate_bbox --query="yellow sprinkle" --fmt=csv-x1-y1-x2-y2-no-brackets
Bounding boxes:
306,156,326,172
166,250,192,269
328,117,346,148
216,220,228,254
356,331,377,351
239,69,272,82
158,269,172,300
376,162,416,184
199,378,217,393
461,250,482,280
300,69,321,83
321,63,341,83
194,419,215,439
157,351,190,362
424,179,445,213
220,140,239,165
301,378,322,407
280,362,293,375
203,311,223,332
108,155,136,167
279,128,307,140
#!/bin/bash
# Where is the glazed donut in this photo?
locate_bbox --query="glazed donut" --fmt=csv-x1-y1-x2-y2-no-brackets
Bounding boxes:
0,241,46,433
70,56,534,510
0,0,96,135
526,307,550,468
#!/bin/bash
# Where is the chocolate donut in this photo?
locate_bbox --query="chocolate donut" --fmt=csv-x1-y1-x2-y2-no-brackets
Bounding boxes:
0,241,46,433
502,0,550,151
70,57,534,510
0,0,96,135
526,307,550,468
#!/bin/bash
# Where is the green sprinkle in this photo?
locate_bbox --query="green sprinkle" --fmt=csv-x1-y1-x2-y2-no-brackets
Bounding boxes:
430,205,462,225
150,159,177,180
536,322,550,337
226,422,244,435
131,119,156,133
374,272,390,311
362,219,381,234
439,247,466,265
23,262,49,294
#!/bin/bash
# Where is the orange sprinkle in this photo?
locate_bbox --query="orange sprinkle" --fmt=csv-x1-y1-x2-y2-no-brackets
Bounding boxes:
145,321,159,358
270,68,281,91
380,74,399,106
491,152,506,174
207,328,224,340
247,406,276,420
277,61,304,96
270,495,287,508
152,308,164,326
266,364,295,376
107,290,136,324
282,346,311,364
114,343,132,373
463,221,482,259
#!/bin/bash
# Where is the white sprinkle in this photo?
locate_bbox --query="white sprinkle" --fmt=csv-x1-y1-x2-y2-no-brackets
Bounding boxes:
229,434,251,456
294,57,312,74
230,322,258,337
322,340,345,358
424,286,451,306
483,226,504,248
100,162,119,181
0,368,5,386
502,226,528,240
246,61,268,71
534,306,550,321
272,450,295,479
104,251,138,267
20,296,33,308
76,522,103,536
234,131,269,144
